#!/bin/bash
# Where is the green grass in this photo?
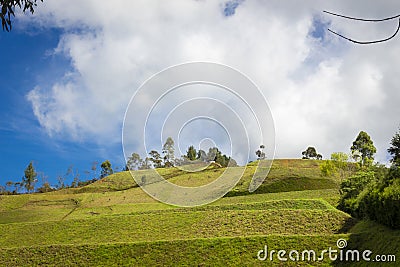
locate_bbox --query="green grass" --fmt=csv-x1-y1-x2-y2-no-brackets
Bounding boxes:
0,209,354,248
0,159,397,266
0,235,348,266
333,220,400,266
0,190,339,224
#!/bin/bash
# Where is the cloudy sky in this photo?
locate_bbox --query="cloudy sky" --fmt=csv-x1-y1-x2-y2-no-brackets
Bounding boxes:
1,0,399,187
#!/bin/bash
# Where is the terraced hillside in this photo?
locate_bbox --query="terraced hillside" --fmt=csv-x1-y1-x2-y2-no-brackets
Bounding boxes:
0,159,398,266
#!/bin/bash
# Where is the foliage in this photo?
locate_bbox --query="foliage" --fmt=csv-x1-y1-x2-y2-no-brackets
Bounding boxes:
329,152,350,179
139,157,151,170
301,146,322,160
23,162,37,193
350,131,376,167
302,146,317,159
148,150,162,168
100,160,113,178
205,147,236,167
255,144,266,160
196,149,207,161
36,182,54,193
388,128,400,166
338,166,400,229
359,180,400,229
126,153,142,170
331,152,349,165
320,160,336,177
338,171,375,214
162,137,175,167
0,0,43,31
206,147,219,162
5,181,13,193
186,145,197,161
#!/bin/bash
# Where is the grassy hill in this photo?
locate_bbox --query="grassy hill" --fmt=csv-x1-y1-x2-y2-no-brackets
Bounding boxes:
0,159,399,266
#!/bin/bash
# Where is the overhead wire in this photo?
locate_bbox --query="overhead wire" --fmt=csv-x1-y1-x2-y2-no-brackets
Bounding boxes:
323,10,400,44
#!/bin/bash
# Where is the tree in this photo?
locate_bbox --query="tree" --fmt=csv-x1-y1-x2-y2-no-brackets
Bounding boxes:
127,152,142,170
139,157,151,170
1,0,43,31
71,174,80,188
207,147,220,162
197,149,207,161
56,174,65,189
338,171,375,214
255,144,266,160
91,161,98,179
162,137,175,167
186,145,197,161
36,182,53,193
13,182,22,194
331,152,349,178
388,128,400,166
320,160,336,177
148,150,162,168
351,131,376,166
205,147,236,167
301,147,318,159
351,149,361,163
23,161,37,193
100,160,113,178
5,180,13,192
331,152,349,163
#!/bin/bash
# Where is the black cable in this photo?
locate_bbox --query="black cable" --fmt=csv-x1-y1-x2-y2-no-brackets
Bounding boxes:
327,18,400,44
323,10,400,44
323,10,400,22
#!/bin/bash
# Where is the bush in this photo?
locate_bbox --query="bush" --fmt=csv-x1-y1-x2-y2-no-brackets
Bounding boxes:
359,182,400,229
338,166,400,229
320,160,336,177
338,171,375,213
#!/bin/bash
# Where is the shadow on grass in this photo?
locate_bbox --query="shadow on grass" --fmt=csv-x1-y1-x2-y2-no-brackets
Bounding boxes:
332,220,399,266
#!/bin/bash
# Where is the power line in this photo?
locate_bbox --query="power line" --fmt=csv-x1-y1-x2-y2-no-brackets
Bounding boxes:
324,10,400,44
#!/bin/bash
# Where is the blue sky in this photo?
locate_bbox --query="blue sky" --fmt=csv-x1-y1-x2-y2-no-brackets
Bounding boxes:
1,0,399,190
0,27,125,187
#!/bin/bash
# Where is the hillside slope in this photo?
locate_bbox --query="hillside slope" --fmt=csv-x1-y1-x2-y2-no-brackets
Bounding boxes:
0,159,398,266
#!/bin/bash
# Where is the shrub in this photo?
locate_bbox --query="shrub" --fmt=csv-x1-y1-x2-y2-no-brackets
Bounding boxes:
338,167,400,229
320,160,336,177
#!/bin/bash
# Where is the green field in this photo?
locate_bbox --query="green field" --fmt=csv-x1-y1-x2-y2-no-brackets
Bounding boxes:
0,159,399,266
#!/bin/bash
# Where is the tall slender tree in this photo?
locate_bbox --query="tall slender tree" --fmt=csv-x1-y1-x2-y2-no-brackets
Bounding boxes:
162,137,175,167
23,162,37,193
186,145,197,161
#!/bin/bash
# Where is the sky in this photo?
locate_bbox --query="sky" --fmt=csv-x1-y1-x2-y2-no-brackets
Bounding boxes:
0,0,399,188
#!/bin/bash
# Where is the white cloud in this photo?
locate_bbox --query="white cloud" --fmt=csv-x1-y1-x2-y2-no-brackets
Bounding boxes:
26,0,400,163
